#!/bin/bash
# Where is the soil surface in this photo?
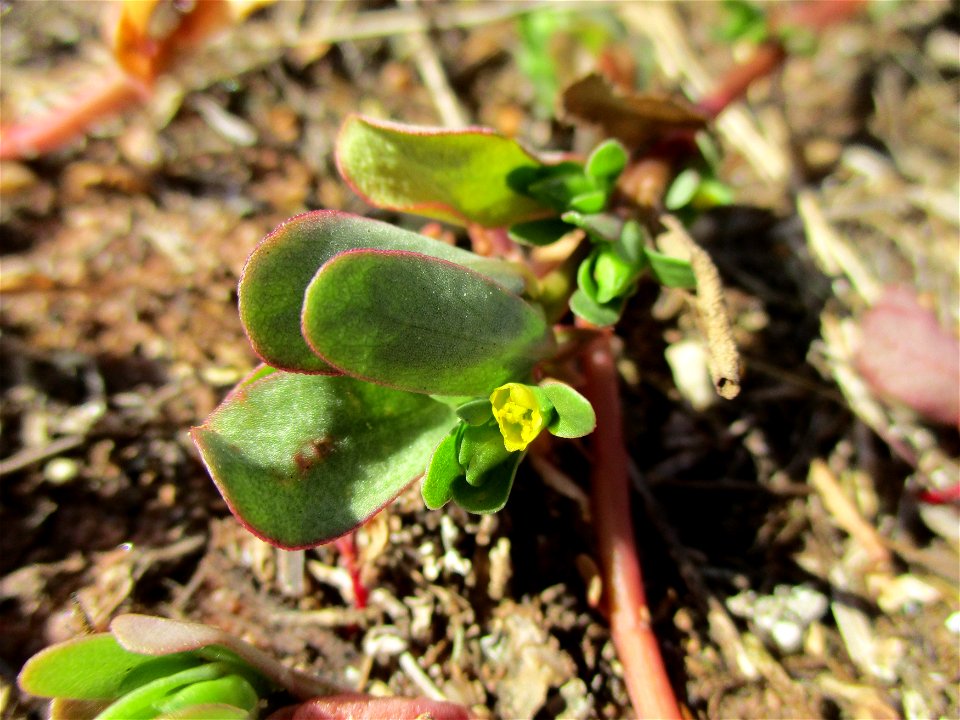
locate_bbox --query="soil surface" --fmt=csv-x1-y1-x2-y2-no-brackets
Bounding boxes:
1,2,958,719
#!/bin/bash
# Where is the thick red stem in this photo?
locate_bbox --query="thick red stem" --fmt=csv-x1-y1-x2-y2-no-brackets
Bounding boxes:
582,332,682,719
0,69,145,160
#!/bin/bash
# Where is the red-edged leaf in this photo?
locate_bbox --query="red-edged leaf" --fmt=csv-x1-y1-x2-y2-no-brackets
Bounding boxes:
336,114,554,227
191,367,457,548
239,210,529,374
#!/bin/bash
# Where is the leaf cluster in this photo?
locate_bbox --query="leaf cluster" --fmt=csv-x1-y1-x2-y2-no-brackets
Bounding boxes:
190,113,713,547
17,614,469,720
508,139,698,325
18,617,276,720
423,382,595,514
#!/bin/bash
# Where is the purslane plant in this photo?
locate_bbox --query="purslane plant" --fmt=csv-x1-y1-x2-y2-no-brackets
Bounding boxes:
190,115,700,549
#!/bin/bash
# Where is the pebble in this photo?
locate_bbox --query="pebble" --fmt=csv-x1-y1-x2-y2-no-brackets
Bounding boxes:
119,123,164,170
726,584,829,654
44,457,79,485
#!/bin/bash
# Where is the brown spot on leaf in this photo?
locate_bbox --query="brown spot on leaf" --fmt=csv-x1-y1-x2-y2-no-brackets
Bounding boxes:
293,437,336,474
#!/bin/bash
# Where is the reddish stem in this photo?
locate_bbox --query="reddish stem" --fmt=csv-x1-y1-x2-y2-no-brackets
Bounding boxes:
697,42,786,119
0,69,145,160
334,533,368,610
582,331,682,720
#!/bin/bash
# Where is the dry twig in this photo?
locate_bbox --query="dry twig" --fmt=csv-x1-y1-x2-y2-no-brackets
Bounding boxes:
659,215,742,399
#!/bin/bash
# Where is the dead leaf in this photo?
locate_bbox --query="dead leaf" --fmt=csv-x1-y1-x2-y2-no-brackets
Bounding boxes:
561,74,708,151
855,286,960,426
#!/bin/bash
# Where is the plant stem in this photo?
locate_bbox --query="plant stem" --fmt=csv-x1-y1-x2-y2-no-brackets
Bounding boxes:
696,42,786,120
334,533,368,609
0,70,143,159
582,331,682,719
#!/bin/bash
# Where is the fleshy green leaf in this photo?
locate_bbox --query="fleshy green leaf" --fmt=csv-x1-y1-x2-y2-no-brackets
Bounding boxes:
560,211,622,242
120,657,212,697
302,250,555,397
239,211,529,374
576,249,600,299
507,161,583,196
156,675,258,716
716,0,769,44
450,453,523,513
336,115,553,227
645,248,697,288
192,369,457,548
540,381,596,438
569,190,608,214
693,177,734,207
585,139,628,182
569,289,624,327
109,614,329,702
525,170,594,211
96,662,231,720
618,220,648,264
508,218,571,247
18,635,201,701
458,423,513,486
664,168,701,210
456,399,493,425
593,247,636,304
156,704,251,720
422,428,462,510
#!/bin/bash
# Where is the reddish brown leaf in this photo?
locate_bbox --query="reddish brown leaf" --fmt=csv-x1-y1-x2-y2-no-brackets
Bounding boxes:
560,74,708,151
855,286,960,426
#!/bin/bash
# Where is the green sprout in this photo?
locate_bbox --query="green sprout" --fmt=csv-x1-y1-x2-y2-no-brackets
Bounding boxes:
17,614,469,720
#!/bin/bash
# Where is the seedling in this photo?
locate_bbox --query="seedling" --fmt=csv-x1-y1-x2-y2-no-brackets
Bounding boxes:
17,613,468,720
188,115,709,549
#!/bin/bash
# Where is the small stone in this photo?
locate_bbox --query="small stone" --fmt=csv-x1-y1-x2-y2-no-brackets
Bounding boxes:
119,123,163,170
770,619,804,654
44,457,79,485
200,366,244,386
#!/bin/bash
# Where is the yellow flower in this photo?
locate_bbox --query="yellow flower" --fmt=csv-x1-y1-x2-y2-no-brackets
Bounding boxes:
490,383,547,452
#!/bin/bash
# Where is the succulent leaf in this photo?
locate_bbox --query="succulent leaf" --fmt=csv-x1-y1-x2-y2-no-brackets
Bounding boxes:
239,211,529,374
336,115,554,227
301,250,555,397
192,367,457,548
